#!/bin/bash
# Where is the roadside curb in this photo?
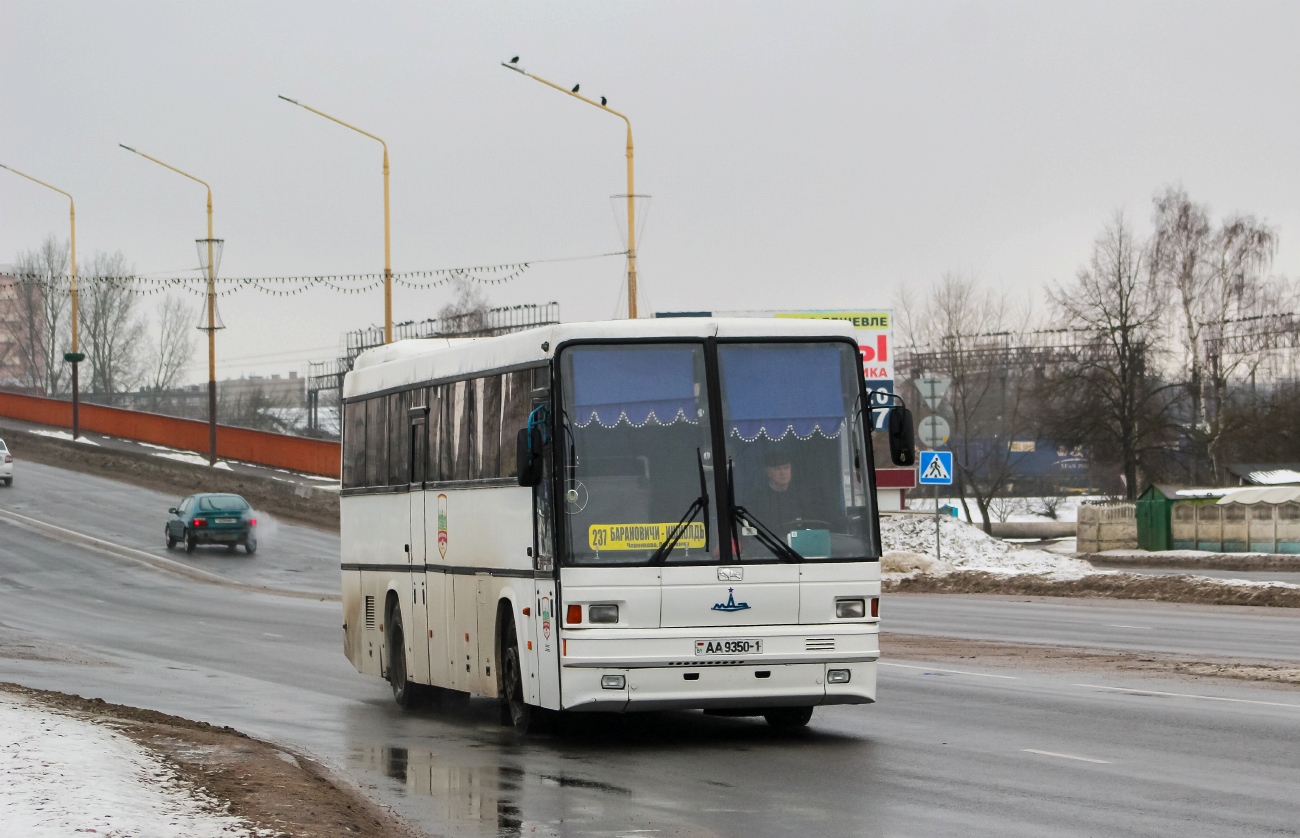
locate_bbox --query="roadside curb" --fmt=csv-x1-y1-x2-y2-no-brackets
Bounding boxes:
0,508,339,602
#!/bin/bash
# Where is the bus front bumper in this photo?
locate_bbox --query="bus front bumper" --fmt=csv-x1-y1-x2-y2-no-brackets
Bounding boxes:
561,661,876,711
559,625,878,711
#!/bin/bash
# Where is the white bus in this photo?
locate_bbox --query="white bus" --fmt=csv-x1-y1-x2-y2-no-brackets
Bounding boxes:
339,318,914,731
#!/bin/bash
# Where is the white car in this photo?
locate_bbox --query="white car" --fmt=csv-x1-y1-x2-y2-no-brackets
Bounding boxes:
0,438,11,486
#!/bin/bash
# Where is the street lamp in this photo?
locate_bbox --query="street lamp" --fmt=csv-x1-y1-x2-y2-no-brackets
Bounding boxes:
502,57,640,319
277,95,394,343
0,164,84,436
118,145,222,465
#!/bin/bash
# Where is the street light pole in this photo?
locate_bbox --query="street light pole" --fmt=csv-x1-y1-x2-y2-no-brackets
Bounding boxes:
277,96,394,343
0,164,83,436
118,145,220,465
502,60,639,318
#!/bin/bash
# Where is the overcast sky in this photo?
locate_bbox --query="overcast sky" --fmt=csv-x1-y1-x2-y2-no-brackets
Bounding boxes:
4,2,1300,383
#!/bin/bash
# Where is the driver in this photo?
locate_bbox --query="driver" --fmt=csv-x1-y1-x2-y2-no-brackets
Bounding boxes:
742,446,816,535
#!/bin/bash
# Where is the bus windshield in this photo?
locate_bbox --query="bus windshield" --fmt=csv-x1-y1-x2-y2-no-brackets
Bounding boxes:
558,339,877,565
560,344,719,565
719,342,876,561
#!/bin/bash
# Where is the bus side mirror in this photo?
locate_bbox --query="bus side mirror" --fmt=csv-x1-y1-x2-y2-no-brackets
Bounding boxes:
888,407,916,467
516,427,542,487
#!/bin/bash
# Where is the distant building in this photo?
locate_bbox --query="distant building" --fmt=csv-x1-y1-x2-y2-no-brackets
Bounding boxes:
0,266,41,389
220,371,305,408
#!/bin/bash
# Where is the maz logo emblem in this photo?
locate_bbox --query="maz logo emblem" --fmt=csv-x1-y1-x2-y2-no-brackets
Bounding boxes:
712,587,750,613
718,567,743,582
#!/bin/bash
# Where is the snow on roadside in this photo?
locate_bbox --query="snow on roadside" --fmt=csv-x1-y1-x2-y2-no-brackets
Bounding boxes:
881,513,1094,579
28,429,100,446
0,693,260,837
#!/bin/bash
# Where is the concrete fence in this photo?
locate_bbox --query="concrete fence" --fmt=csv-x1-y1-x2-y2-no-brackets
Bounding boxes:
0,391,340,478
1077,502,1137,552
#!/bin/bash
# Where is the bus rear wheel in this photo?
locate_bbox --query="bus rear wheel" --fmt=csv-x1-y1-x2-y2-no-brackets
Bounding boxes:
501,618,536,734
386,608,424,709
764,706,814,729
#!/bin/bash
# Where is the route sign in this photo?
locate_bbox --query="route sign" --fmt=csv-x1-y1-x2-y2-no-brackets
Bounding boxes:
918,415,950,448
914,375,951,411
918,450,954,485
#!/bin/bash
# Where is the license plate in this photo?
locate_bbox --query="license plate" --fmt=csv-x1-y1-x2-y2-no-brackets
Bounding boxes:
695,638,763,656
214,518,238,524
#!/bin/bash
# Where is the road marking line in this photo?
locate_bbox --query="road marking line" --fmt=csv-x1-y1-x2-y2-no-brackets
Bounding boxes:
1074,684,1300,709
1022,749,1111,764
1106,625,1150,629
880,662,1018,679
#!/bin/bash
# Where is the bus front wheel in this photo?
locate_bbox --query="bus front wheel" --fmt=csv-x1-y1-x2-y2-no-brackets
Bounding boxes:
386,608,423,709
500,618,536,734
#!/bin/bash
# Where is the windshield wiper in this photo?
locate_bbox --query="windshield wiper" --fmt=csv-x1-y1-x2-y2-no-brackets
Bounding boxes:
728,458,804,563
649,449,710,564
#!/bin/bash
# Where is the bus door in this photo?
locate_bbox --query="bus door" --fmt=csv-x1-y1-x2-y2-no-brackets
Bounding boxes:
407,408,431,685
530,396,562,709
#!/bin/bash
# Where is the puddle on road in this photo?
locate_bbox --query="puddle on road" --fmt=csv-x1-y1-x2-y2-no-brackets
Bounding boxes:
354,744,642,838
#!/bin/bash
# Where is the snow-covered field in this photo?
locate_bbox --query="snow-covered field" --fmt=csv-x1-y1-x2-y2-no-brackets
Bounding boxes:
881,513,1094,579
0,694,260,837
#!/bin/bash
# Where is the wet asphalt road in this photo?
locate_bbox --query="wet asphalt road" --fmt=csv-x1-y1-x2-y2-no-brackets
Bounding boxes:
2,466,1300,836
0,460,338,595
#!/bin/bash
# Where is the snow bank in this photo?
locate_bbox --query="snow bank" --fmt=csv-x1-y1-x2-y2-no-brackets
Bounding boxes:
0,694,258,837
881,513,1094,579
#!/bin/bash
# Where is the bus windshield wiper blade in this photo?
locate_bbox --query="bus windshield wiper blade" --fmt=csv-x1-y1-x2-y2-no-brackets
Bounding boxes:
649,496,707,564
649,449,711,564
732,505,804,563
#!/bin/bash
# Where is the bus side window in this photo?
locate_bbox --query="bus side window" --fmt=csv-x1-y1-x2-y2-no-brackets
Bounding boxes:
451,380,472,481
431,384,447,483
437,384,455,482
501,370,532,478
343,400,366,489
388,389,409,486
481,375,503,478
365,396,388,488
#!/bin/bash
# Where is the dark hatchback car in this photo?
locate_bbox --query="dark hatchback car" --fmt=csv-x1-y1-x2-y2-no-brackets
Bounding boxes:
166,493,257,554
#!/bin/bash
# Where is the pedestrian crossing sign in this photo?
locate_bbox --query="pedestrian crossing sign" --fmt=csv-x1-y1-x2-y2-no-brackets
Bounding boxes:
918,450,954,485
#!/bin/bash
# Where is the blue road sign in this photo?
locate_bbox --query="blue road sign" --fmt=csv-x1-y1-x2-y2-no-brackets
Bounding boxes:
918,450,954,485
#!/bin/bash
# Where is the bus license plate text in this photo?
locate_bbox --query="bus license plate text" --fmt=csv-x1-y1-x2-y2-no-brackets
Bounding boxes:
696,639,763,656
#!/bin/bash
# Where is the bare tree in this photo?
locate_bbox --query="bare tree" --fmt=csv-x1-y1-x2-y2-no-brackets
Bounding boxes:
1151,187,1278,481
11,236,71,395
898,273,1035,531
141,294,197,409
80,252,147,403
1047,212,1177,499
437,278,491,335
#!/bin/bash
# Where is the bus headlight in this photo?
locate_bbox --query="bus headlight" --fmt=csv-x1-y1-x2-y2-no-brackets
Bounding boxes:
601,674,626,690
588,604,619,624
827,669,851,684
835,598,866,619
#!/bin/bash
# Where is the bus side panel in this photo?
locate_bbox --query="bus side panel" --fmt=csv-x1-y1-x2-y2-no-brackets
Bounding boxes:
476,575,498,697
425,569,451,689
342,494,407,678
533,578,562,710
341,569,363,670
450,574,480,692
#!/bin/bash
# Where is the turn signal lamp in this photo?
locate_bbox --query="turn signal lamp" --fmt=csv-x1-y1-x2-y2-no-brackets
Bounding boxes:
566,604,582,624
871,597,879,618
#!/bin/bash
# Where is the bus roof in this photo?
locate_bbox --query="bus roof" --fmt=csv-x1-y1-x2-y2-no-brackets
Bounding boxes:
343,317,857,399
